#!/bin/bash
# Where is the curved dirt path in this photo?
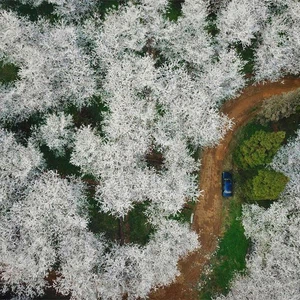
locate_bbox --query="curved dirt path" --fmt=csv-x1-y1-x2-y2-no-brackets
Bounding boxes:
149,77,300,300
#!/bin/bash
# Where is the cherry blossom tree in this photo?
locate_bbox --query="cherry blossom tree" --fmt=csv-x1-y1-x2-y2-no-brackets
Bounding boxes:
155,63,233,147
80,0,168,67
158,0,213,70
254,1,300,80
270,129,300,180
19,0,96,20
198,48,245,104
99,220,199,300
0,11,97,122
157,0,245,102
0,128,43,212
0,129,43,181
217,0,268,47
54,231,105,300
32,112,75,156
0,171,96,299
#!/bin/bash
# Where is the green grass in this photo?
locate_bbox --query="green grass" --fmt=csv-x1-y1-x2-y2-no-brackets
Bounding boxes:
40,146,80,177
205,13,219,37
128,202,155,245
1,0,56,22
198,201,249,299
234,40,258,76
169,201,196,224
65,96,108,135
87,196,120,241
165,0,184,21
98,0,129,19
0,61,19,84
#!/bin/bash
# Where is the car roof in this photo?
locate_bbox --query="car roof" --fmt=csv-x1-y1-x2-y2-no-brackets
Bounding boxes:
222,171,232,178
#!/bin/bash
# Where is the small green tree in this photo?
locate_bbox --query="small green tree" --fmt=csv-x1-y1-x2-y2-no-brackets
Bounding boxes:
246,170,289,201
235,130,285,169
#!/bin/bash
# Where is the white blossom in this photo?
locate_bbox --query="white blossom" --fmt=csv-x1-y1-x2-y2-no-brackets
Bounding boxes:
33,112,75,156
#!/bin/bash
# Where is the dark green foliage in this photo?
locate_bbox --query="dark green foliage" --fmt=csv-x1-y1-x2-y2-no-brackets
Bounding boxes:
205,13,219,37
199,202,249,299
40,145,80,176
0,0,56,22
128,202,155,245
245,170,288,201
65,96,109,135
169,202,196,224
0,61,19,84
87,196,119,241
234,130,285,169
235,42,256,75
98,0,129,20
165,0,184,21
271,108,300,142
37,289,70,299
237,122,272,141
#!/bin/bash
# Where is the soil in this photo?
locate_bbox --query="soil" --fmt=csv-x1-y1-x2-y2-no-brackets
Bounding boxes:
149,77,300,300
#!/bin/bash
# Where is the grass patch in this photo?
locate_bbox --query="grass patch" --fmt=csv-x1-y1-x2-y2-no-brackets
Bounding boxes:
66,96,108,135
198,200,249,299
0,61,19,84
205,13,219,37
234,40,258,76
98,0,128,19
165,0,184,21
87,196,120,241
40,146,80,177
169,201,196,224
127,202,155,245
1,0,56,22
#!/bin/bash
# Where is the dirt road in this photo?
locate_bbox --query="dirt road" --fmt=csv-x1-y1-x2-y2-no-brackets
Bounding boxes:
149,77,300,300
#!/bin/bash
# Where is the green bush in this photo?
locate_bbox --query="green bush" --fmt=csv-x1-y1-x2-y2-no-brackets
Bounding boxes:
234,130,285,169
245,170,289,201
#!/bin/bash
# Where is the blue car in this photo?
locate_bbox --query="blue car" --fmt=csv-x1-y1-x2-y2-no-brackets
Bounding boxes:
222,172,233,197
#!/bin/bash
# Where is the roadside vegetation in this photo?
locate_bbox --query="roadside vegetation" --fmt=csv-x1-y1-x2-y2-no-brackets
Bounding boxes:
198,90,300,299
198,200,249,300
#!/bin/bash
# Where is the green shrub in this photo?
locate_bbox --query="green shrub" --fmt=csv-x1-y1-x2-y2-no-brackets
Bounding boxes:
245,170,289,201
234,130,285,169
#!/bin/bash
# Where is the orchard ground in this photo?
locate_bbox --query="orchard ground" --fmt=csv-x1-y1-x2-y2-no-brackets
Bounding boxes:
149,76,300,300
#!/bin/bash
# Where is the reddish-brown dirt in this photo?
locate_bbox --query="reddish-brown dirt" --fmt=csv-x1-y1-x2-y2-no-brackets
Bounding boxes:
149,77,300,300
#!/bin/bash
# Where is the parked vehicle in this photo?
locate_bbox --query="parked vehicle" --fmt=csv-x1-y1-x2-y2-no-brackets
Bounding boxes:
222,171,233,197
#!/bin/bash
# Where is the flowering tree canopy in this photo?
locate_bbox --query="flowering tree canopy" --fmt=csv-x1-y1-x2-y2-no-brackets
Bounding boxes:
1,0,300,299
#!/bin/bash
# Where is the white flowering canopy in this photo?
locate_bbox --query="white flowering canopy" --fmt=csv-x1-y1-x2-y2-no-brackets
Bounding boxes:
0,11,97,122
